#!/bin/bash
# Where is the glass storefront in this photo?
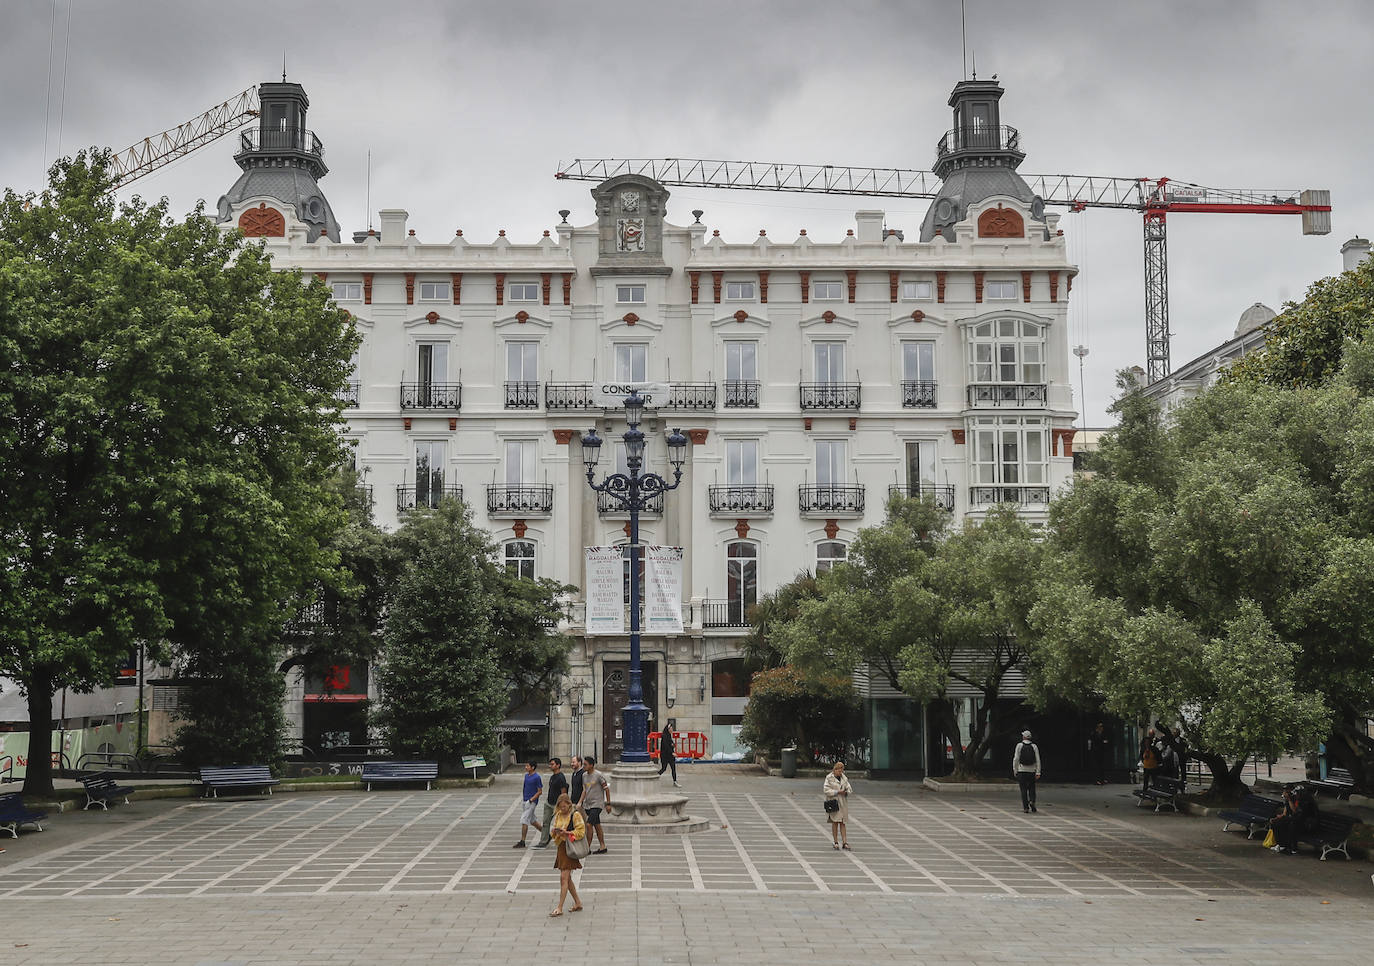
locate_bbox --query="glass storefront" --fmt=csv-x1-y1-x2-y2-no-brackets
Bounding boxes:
867,698,923,774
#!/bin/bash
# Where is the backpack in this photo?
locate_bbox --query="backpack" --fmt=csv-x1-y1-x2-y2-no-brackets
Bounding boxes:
1018,742,1036,767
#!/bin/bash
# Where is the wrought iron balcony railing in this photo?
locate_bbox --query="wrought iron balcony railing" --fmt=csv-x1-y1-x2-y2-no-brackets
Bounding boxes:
504,382,540,409
888,482,955,511
396,484,463,512
487,484,554,516
969,485,1050,507
665,383,716,410
708,485,775,515
341,379,360,408
701,599,753,629
902,380,937,408
965,383,1047,407
236,127,326,162
937,124,1021,158
799,484,865,514
400,382,462,409
799,383,861,410
545,382,598,410
597,490,663,515
723,380,760,408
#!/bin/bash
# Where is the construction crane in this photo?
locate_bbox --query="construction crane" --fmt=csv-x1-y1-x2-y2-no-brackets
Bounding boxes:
108,86,259,189
554,159,1332,382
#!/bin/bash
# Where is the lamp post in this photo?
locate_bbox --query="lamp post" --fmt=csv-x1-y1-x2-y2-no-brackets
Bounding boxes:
581,390,688,764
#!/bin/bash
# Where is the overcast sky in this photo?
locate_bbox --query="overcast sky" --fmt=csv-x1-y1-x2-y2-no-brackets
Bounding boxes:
3,0,1371,424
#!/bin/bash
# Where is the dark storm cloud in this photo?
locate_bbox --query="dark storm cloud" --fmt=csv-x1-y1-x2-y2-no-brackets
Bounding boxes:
3,0,1372,423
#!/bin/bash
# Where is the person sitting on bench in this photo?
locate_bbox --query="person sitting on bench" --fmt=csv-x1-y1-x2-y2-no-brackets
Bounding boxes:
1268,783,1317,854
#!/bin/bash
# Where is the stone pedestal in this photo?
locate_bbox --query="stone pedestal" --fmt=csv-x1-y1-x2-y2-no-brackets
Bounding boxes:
601,762,709,833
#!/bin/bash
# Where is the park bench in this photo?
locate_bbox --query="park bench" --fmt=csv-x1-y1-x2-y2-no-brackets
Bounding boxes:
81,772,135,811
1309,767,1357,800
361,761,439,791
199,765,280,798
1132,775,1185,813
0,792,47,837
1293,812,1358,860
1218,794,1284,838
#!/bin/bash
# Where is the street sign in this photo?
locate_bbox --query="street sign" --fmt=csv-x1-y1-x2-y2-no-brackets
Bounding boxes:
592,381,672,408
461,755,486,769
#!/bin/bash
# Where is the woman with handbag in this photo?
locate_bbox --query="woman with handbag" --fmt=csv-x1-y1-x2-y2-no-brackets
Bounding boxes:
549,792,587,916
823,760,853,851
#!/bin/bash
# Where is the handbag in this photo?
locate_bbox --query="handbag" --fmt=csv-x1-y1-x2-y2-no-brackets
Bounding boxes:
1261,828,1277,849
564,818,591,859
824,797,840,813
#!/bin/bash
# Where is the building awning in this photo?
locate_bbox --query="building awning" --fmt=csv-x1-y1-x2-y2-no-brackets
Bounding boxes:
496,703,548,734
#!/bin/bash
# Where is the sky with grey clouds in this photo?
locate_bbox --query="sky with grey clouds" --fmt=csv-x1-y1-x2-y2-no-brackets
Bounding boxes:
3,0,1371,423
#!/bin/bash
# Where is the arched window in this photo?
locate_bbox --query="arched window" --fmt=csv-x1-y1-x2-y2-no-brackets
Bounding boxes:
815,541,847,575
504,540,536,580
727,542,758,624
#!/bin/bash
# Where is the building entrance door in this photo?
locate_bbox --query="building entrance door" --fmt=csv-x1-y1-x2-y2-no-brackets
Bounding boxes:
601,660,658,763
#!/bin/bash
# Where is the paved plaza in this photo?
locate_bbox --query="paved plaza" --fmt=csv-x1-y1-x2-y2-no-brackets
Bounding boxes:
2,769,1372,964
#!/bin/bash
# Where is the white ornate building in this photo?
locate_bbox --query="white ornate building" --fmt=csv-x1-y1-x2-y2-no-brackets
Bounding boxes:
215,78,1080,774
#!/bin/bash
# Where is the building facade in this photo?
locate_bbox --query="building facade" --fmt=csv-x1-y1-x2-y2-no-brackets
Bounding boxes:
215,79,1080,773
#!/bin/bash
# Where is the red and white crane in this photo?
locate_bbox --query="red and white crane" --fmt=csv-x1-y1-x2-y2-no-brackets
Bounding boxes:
555,159,1332,382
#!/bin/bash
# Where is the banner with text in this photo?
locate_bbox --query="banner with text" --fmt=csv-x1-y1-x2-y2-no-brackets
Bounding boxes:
644,546,685,634
584,546,625,635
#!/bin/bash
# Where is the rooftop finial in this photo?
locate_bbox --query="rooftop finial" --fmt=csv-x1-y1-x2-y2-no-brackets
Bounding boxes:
282,52,287,83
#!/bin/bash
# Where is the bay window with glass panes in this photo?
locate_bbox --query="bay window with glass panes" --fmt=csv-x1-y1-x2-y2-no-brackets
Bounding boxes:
968,416,1050,507
966,318,1047,407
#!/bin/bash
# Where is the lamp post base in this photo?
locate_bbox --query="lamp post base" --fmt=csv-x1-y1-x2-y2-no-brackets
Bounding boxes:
602,762,709,833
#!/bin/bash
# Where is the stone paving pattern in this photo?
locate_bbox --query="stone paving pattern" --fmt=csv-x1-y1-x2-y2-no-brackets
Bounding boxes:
2,770,1372,964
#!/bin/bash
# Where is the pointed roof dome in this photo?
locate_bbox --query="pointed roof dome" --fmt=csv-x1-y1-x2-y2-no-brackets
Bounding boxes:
1234,302,1276,337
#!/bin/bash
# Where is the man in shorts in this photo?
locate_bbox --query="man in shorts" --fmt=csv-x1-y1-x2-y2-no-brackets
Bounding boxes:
513,761,542,848
577,756,612,854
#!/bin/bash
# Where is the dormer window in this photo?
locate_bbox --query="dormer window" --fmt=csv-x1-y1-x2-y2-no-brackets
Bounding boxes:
331,282,362,301
419,282,450,301
725,281,755,301
901,280,933,301
509,282,539,302
616,284,646,304
813,280,843,301
986,280,1017,301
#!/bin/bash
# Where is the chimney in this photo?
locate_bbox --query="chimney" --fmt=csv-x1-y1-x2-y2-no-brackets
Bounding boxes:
1341,237,1371,273
379,209,409,245
854,210,884,243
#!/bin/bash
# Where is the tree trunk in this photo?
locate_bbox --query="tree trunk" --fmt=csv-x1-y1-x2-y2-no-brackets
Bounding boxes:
1190,747,1248,801
23,669,55,797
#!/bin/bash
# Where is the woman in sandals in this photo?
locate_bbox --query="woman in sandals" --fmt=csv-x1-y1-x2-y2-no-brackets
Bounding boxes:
823,760,853,850
549,792,586,916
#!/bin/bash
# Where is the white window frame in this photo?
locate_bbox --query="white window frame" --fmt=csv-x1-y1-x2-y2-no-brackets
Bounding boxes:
724,341,758,382
419,281,450,301
331,281,362,301
815,439,847,486
986,279,1018,301
725,280,756,301
725,439,759,486
902,341,935,382
506,342,538,383
970,416,1049,486
509,281,539,303
815,541,848,575
813,280,843,301
504,539,537,580
505,439,538,486
415,439,446,508
726,541,759,621
968,318,1046,384
616,284,646,304
901,280,934,301
813,342,846,384
415,341,449,382
614,343,648,383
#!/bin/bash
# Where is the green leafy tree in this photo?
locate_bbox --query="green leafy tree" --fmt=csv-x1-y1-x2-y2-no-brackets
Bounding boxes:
0,153,356,792
740,572,821,670
736,666,860,764
488,570,575,709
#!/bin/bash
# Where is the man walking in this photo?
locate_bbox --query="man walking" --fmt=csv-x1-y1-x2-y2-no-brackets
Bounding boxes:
534,758,567,849
568,755,585,813
658,721,680,787
513,761,542,848
1013,730,1041,814
1088,722,1111,785
578,756,612,854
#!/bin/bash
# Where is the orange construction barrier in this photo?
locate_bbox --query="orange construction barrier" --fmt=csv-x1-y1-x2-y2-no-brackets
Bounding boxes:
648,731,709,761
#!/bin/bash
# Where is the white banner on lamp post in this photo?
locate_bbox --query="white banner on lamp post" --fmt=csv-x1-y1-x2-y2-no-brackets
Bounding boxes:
592,381,672,408
644,546,684,634
584,546,625,635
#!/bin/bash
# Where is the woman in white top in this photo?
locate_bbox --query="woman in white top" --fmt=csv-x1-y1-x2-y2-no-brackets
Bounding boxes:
822,760,853,850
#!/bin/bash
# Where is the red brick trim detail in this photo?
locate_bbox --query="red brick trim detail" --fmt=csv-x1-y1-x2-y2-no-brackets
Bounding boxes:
1021,271,1033,302
403,417,412,431
712,271,724,304
688,429,709,445
426,311,439,324
516,310,530,323
689,271,700,304
238,204,285,237
623,522,633,539
553,429,577,445
935,271,946,303
315,272,328,282
735,519,750,539
362,273,373,305
562,272,573,305
405,272,416,305
823,519,839,539
512,520,528,538
495,273,506,306
758,270,769,304
734,310,749,323
887,271,900,303
541,272,552,306
848,418,857,431
623,312,639,325
448,418,458,431
911,310,925,321
1049,271,1060,303
451,273,462,305
974,271,985,304
1054,428,1077,457
846,270,858,303
977,205,1025,238
799,271,810,304
1067,274,1074,295
952,429,966,445
803,417,813,431
822,310,836,323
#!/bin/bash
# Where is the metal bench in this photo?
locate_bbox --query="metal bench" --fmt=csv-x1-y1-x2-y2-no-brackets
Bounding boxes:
1309,767,1357,800
81,772,136,810
199,765,280,798
1218,794,1284,838
1132,775,1185,813
0,792,48,837
361,761,439,791
1294,812,1358,860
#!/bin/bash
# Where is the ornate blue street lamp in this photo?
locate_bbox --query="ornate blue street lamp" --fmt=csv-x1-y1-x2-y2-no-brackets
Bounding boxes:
581,390,688,764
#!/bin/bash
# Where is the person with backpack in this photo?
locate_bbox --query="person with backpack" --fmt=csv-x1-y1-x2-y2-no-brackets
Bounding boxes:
1138,728,1161,792
1012,730,1041,813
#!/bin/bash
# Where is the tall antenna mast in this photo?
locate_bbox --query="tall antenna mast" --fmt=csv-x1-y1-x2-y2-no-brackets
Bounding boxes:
960,0,968,79
366,149,373,231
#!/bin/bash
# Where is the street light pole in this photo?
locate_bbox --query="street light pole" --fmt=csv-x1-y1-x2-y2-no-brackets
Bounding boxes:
581,390,688,764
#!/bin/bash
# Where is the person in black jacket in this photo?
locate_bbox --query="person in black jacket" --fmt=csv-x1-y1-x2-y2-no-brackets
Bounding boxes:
1268,784,1318,855
1088,722,1112,785
568,755,585,813
534,758,569,849
658,721,680,787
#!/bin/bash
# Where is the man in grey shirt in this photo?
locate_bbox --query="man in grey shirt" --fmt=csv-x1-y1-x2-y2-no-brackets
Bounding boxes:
577,756,612,854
